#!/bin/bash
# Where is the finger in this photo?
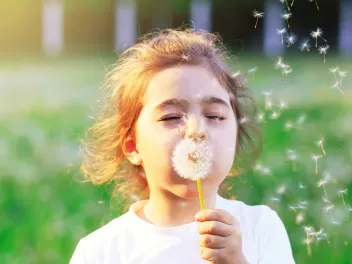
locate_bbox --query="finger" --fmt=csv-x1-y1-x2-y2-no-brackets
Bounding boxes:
199,246,224,263
195,209,237,225
197,221,232,237
199,234,226,249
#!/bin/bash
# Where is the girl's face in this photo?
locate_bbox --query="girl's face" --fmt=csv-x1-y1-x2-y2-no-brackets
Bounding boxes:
131,65,238,199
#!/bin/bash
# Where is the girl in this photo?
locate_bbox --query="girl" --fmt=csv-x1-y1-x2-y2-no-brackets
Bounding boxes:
70,28,296,264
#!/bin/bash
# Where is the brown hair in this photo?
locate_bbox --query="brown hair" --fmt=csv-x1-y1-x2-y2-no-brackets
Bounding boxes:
79,28,262,212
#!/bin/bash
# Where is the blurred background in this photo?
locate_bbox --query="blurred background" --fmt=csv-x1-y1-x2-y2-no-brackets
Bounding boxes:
1,0,351,263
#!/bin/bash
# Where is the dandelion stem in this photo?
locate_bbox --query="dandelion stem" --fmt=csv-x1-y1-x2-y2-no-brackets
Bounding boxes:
323,54,326,64
285,0,291,11
322,186,328,198
255,17,259,29
314,0,320,11
307,234,312,257
320,145,326,156
315,160,318,174
291,0,295,7
342,195,346,206
281,34,284,45
197,177,206,210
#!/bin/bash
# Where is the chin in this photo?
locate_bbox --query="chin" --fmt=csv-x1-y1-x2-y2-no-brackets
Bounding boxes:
171,182,207,200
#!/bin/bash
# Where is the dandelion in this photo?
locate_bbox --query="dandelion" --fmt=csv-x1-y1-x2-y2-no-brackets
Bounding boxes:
312,155,323,174
310,27,327,48
337,189,348,206
286,34,296,48
338,70,347,87
281,12,292,29
248,67,257,79
172,137,213,210
317,179,329,199
290,0,295,7
329,67,339,82
316,137,326,156
253,10,264,29
262,91,272,110
280,0,291,11
300,40,311,52
276,28,287,45
318,44,330,64
308,0,320,11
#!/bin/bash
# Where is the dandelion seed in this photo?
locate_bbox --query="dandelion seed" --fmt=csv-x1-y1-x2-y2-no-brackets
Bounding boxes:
284,121,294,131
312,155,323,174
280,0,291,11
270,111,280,120
316,137,326,156
276,28,287,45
281,12,292,29
304,226,313,256
329,67,339,82
331,81,344,95
289,205,297,212
296,212,304,224
308,0,320,11
279,100,288,110
318,44,330,64
310,28,327,48
300,40,311,52
239,117,249,124
338,70,347,87
298,182,306,189
296,114,306,125
257,112,265,123
262,91,272,110
276,184,286,194
322,196,331,204
297,200,308,210
286,149,297,172
270,197,280,211
181,53,190,61
248,67,257,79
337,189,348,206
286,34,296,48
324,204,335,222
290,0,295,7
253,10,264,29
317,178,329,198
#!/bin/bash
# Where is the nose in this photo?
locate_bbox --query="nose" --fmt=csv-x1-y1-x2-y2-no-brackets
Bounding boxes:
184,116,208,142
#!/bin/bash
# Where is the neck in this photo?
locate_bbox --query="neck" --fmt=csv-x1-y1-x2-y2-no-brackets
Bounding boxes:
142,189,218,228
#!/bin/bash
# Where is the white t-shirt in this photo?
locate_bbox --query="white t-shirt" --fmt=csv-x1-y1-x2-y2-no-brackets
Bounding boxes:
70,194,296,264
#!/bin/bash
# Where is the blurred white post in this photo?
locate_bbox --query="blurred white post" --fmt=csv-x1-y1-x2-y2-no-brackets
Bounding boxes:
339,0,352,57
191,0,211,31
42,0,63,56
263,0,284,56
115,0,136,52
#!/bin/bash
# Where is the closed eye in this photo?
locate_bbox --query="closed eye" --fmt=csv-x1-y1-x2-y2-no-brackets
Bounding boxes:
160,115,225,122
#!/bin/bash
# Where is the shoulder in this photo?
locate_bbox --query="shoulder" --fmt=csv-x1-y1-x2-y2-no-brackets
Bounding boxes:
69,213,130,264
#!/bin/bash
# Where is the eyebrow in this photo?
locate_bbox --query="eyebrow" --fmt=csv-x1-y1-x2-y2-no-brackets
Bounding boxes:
153,96,230,111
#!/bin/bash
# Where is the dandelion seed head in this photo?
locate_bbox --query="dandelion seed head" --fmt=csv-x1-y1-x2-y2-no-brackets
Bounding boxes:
253,10,264,18
299,40,311,51
338,70,348,78
337,189,348,196
281,12,292,20
312,154,323,161
276,28,287,35
311,27,323,38
286,35,296,45
172,138,213,181
248,67,257,73
318,45,330,54
329,67,339,73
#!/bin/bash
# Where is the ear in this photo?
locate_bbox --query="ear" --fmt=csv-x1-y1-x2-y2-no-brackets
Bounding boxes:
123,136,142,166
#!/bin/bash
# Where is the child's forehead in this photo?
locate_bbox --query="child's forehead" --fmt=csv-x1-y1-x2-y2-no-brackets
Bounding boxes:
144,65,230,104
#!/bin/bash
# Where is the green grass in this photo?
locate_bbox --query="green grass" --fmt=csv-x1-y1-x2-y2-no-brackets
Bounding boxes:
0,54,351,263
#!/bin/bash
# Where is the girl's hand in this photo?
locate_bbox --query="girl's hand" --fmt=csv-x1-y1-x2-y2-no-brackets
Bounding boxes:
195,209,248,264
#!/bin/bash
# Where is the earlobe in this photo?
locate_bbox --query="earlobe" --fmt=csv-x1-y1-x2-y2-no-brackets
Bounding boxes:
123,136,142,165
